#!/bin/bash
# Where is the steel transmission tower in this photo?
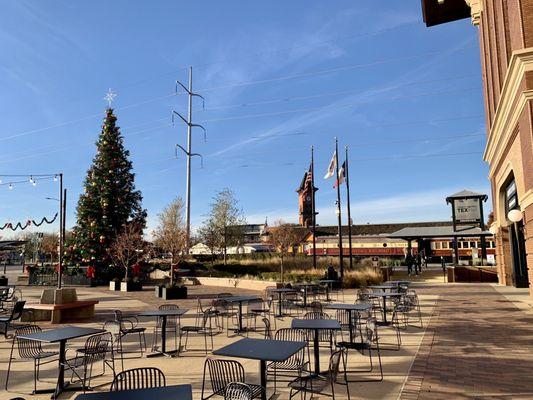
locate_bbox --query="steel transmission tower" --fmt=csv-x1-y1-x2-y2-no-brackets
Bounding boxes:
173,67,206,252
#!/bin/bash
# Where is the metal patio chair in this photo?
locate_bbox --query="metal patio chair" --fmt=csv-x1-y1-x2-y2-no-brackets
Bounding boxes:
0,300,26,338
288,348,350,400
110,367,165,391
303,311,335,351
180,308,214,354
224,382,253,400
266,328,309,389
64,332,116,391
112,310,147,358
5,325,58,394
201,358,263,400
151,304,181,353
336,317,383,382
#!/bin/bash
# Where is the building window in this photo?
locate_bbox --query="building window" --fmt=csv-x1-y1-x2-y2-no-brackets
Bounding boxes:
434,242,441,250
442,242,449,249
505,179,518,215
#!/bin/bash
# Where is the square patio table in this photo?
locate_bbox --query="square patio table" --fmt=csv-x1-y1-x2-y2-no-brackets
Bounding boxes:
291,318,341,373
223,295,262,333
18,326,104,399
213,337,306,400
325,303,372,343
318,280,338,302
294,283,318,307
138,308,189,357
268,288,297,317
75,384,193,400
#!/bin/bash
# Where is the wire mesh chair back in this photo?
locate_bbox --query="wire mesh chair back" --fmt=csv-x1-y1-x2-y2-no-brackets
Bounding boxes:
273,328,307,368
110,367,165,391
225,382,253,400
335,309,352,330
303,311,328,320
14,325,44,358
10,300,26,320
103,320,122,337
217,293,233,298
262,317,272,339
203,358,245,397
365,317,378,345
158,304,180,328
357,288,372,302
304,311,332,342
81,332,113,364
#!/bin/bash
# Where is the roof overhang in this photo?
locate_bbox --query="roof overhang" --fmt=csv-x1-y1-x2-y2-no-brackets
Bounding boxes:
387,226,493,240
421,0,471,27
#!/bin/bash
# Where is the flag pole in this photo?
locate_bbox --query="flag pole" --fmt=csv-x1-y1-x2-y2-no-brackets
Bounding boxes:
311,146,317,270
334,138,344,279
345,146,353,269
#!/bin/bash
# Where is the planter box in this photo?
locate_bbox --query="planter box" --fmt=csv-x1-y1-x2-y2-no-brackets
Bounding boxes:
0,277,8,286
109,281,120,291
155,285,164,298
120,281,143,292
162,286,187,300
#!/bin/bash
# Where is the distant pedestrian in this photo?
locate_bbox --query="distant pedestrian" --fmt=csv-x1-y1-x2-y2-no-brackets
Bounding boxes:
405,253,414,276
415,253,422,275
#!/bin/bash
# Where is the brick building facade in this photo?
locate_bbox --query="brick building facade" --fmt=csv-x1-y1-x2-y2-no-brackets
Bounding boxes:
422,0,532,292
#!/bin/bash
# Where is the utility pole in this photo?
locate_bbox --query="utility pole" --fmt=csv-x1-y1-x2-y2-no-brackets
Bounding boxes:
173,67,206,253
58,173,63,289
311,146,318,270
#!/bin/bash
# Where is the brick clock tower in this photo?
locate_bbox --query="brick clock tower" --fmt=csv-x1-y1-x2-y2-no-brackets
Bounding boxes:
297,169,317,227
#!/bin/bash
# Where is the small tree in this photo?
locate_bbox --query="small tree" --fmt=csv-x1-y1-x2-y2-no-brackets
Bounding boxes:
267,220,301,283
153,197,187,286
197,221,219,262
40,233,59,263
203,188,246,265
109,223,146,281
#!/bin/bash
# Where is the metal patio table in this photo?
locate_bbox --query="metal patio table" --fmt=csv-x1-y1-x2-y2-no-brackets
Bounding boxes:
291,318,341,374
223,295,261,333
325,303,372,344
213,337,306,400
269,288,297,317
75,384,193,400
369,291,403,324
138,308,188,357
368,285,396,291
18,326,104,399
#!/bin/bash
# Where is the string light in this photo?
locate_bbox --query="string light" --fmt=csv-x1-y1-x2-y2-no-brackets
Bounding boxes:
0,174,60,189
8,183,13,190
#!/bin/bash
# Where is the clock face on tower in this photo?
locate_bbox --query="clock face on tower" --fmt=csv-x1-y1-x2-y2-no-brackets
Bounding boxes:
306,196,311,201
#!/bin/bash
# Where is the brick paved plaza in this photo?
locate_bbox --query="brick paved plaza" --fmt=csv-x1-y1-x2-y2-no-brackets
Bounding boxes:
2,280,533,399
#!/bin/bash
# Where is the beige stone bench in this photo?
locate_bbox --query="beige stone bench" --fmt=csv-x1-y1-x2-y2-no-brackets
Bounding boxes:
27,300,99,324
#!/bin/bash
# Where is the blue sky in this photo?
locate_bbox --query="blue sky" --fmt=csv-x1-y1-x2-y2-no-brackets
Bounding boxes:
0,1,489,237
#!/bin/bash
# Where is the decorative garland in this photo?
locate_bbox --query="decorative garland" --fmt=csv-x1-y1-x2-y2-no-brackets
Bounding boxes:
0,213,59,231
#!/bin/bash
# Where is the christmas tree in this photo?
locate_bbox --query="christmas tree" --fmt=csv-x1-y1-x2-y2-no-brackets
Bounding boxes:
69,108,146,271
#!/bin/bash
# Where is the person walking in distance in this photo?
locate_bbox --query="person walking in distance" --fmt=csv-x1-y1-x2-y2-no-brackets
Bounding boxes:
415,252,422,276
405,252,414,276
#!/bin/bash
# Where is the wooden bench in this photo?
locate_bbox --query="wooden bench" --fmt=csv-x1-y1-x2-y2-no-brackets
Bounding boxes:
27,300,99,324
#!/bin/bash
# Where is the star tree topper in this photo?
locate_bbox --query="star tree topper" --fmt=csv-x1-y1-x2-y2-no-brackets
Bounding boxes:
104,88,117,107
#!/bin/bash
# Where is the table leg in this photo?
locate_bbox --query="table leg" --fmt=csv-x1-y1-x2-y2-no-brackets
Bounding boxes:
53,340,66,399
161,316,167,353
260,360,267,400
313,329,320,374
278,293,283,317
238,302,243,331
303,288,307,307
348,310,354,343
382,297,388,324
326,285,330,302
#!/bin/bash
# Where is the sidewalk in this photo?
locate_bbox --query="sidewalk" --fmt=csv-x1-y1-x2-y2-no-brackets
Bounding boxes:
399,283,533,399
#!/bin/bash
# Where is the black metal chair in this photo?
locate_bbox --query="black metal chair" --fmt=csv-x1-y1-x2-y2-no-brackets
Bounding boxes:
288,348,350,400
0,286,21,311
180,309,214,354
336,317,383,382
152,304,180,353
262,317,272,340
201,358,263,400
64,332,116,391
245,299,273,333
5,325,58,394
224,382,253,400
110,367,165,391
0,300,26,338
266,328,309,389
303,311,335,351
308,301,323,312
113,310,147,358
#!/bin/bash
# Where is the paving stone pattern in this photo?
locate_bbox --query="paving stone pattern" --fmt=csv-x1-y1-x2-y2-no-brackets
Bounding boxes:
400,284,533,399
